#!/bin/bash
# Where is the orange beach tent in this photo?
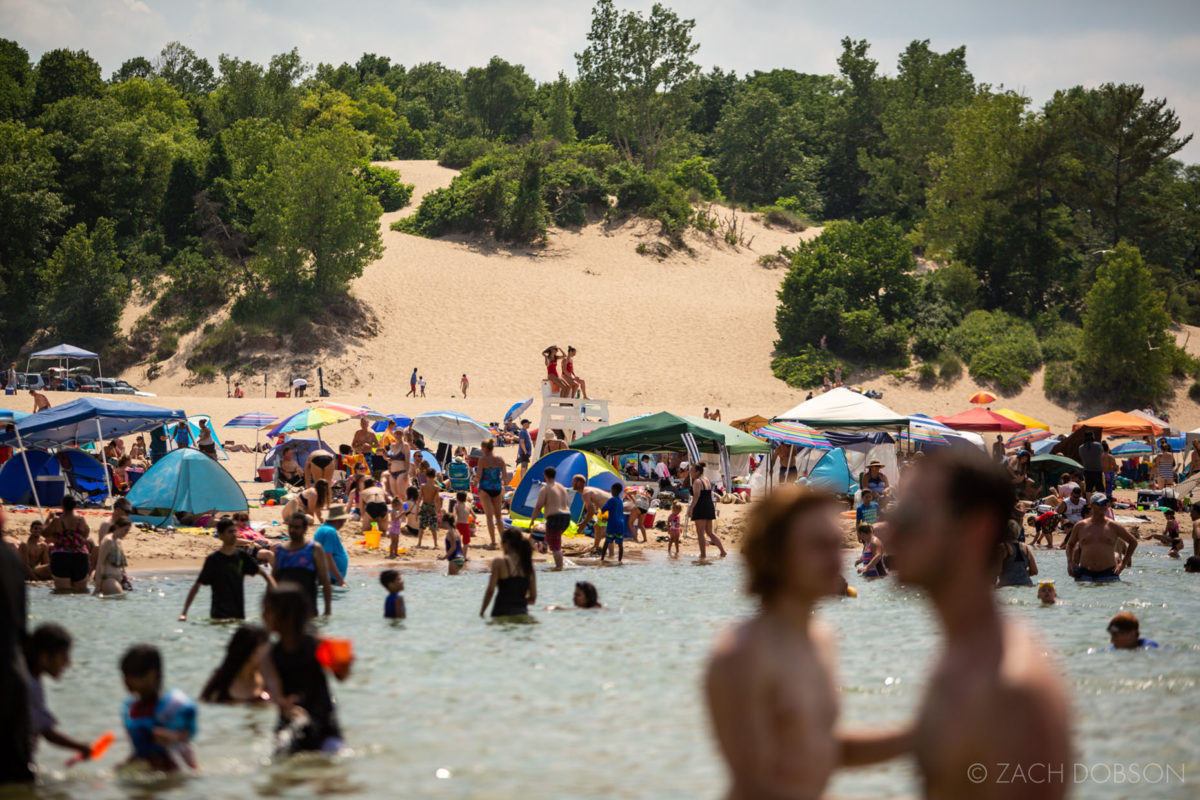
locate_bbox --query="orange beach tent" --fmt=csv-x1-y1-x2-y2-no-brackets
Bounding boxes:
1071,411,1163,437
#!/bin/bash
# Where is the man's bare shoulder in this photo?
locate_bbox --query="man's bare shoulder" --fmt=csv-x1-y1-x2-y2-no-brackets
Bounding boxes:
708,617,773,673
1000,619,1071,713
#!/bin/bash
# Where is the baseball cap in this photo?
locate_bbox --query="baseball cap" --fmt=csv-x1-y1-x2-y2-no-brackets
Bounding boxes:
1090,492,1108,506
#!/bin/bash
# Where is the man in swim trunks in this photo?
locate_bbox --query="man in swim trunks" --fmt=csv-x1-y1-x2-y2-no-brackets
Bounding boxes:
1066,494,1137,582
304,448,336,488
530,466,570,570
572,475,612,552
30,389,50,413
406,368,418,397
881,448,1072,800
417,468,441,549
517,419,533,467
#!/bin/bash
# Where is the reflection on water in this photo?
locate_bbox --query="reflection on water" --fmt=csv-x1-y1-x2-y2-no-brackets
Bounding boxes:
24,546,1200,799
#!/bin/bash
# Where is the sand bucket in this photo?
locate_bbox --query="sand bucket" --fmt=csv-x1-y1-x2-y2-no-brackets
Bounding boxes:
363,525,381,549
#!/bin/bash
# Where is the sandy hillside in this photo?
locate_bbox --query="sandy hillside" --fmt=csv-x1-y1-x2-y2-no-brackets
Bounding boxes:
115,160,1200,432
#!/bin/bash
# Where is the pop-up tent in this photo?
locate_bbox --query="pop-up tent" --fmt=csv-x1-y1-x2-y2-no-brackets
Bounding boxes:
800,448,856,495
0,449,108,506
509,449,623,528
774,388,908,432
127,448,247,527
26,343,102,377
1072,411,1162,437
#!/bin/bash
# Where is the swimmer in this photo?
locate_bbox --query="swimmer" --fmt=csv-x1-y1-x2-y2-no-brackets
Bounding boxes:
443,514,465,575
1037,581,1059,605
600,482,627,563
1106,611,1158,650
119,645,198,771
200,625,270,703
380,569,406,618
92,519,131,596
855,523,886,578
548,581,603,610
1184,555,1200,573
1065,494,1137,582
19,521,52,581
180,519,275,621
1149,509,1183,557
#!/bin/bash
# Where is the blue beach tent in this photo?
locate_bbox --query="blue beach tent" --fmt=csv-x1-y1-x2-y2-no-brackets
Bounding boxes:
801,447,856,495
0,449,108,506
509,449,623,525
127,448,248,527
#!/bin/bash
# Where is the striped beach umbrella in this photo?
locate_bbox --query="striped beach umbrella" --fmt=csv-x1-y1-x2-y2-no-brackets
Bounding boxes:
1111,440,1153,456
265,407,359,438
224,411,280,478
753,422,833,449
1006,428,1054,448
317,403,388,420
969,391,997,405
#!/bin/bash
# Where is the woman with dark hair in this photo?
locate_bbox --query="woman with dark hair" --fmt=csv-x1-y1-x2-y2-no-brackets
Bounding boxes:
280,479,330,524
688,463,726,559
480,528,536,618
265,514,333,617
277,447,303,488
542,346,566,396
547,581,603,611
201,625,269,703
43,497,91,593
475,439,506,549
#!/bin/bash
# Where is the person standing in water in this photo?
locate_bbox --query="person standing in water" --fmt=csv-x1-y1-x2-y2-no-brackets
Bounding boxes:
706,488,912,799
600,483,627,563
480,528,536,618
43,497,91,593
1064,494,1136,582
688,463,727,558
181,519,276,621
881,448,1072,800
475,439,506,549
529,466,571,570
92,519,130,596
264,514,333,617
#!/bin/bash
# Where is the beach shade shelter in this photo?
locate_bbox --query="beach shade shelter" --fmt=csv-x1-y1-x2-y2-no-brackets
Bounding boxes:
0,449,108,506
0,408,31,424
504,399,533,424
0,397,185,510
729,415,771,434
753,422,833,449
800,448,856,495
411,411,492,447
1032,436,1061,455
262,438,324,472
935,408,1024,432
995,408,1050,431
166,415,229,460
26,343,102,377
371,414,412,433
1071,411,1162,438
774,388,908,433
225,411,279,479
573,412,770,457
1111,440,1154,456
126,448,247,527
1126,409,1178,437
509,449,623,530
968,391,997,405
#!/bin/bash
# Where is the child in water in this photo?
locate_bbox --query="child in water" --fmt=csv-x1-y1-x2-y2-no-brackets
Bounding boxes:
259,583,345,755
380,569,406,619
387,497,405,558
667,501,683,557
1037,580,1059,605
856,523,887,578
454,490,472,557
443,513,465,575
1150,509,1184,557
600,483,627,563
26,624,93,767
120,644,198,771
855,489,879,526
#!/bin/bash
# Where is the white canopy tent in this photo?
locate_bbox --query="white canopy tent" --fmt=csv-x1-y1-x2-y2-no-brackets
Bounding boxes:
774,388,908,432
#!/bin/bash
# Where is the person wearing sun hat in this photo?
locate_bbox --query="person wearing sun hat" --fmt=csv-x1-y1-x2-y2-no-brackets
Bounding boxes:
860,458,891,501
1065,493,1138,583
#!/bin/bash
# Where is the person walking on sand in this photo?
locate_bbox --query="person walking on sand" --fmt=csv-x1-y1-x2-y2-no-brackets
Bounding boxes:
407,368,418,398
881,448,1072,800
529,466,570,570
562,347,588,399
688,463,727,558
30,389,50,413
706,488,911,800
460,374,469,398
419,375,426,397
517,419,533,468
475,439,506,549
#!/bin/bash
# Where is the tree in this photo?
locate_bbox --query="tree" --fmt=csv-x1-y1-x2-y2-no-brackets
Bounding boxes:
541,72,576,143
0,39,32,121
464,56,535,139
353,83,400,157
575,0,699,170
160,157,201,248
37,219,128,351
245,127,383,294
498,149,547,242
155,41,216,96
1078,243,1173,403
31,48,102,113
822,38,882,219
111,57,154,83
712,86,808,204
688,66,738,137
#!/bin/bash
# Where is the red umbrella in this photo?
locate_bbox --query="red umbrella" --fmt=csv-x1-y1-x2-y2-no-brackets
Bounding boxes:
968,391,997,405
936,408,1025,432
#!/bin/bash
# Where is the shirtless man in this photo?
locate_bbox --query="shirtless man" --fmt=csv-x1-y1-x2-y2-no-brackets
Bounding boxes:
351,418,376,456
30,389,50,413
417,468,442,549
882,448,1072,800
1065,493,1137,583
304,448,336,488
19,521,52,580
571,475,610,553
706,487,910,799
530,466,571,570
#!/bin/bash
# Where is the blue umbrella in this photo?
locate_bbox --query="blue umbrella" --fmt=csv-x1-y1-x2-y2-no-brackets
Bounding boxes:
1111,440,1153,456
504,398,533,424
371,414,412,433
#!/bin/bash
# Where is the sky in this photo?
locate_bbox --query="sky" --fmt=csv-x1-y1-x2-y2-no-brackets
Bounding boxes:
3,0,1198,162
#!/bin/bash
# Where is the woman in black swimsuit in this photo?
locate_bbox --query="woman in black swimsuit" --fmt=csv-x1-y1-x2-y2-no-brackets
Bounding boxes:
688,463,727,559
277,446,303,488
480,528,536,619
385,439,410,499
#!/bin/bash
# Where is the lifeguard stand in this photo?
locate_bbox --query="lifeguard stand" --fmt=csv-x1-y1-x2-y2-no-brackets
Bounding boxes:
532,381,609,459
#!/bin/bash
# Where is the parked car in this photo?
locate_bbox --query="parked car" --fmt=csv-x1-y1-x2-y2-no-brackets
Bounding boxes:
73,374,100,392
16,373,46,391
96,378,136,395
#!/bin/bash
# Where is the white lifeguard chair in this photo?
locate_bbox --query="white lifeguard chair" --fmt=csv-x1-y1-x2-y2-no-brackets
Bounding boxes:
532,381,609,459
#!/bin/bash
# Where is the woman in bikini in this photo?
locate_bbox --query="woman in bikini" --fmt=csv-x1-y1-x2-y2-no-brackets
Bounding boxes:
385,435,411,499
562,346,589,400
93,519,131,596
44,496,92,593
277,446,303,488
475,439,507,549
281,479,330,525
542,346,566,396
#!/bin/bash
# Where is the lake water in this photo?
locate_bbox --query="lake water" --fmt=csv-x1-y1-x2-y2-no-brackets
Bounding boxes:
24,544,1199,799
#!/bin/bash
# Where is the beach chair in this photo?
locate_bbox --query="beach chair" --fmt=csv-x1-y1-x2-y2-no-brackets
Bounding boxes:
448,459,471,492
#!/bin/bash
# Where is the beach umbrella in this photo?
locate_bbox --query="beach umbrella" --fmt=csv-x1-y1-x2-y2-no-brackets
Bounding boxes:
1032,437,1060,455
504,398,533,424
1111,440,1153,456
225,412,280,478
408,449,443,475
411,410,492,447
317,403,388,421
265,407,359,439
371,414,412,433
1007,428,1054,448
1030,453,1083,473
753,422,833,449
900,426,949,446
969,391,997,405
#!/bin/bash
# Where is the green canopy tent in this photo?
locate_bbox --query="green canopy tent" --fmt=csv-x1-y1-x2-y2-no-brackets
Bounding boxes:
571,411,769,457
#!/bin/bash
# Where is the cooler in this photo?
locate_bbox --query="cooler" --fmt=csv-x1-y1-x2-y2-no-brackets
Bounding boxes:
258,467,275,483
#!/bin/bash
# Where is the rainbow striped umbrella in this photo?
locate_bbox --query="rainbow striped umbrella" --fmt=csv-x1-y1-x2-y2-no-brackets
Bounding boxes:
265,407,360,438
316,403,388,420
753,422,833,449
1006,428,1054,448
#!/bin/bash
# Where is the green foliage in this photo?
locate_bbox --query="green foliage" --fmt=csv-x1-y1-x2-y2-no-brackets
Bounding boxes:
667,156,719,200
0,39,33,121
438,136,493,168
1043,361,1081,401
36,218,128,352
938,353,962,381
156,332,179,360
1189,381,1200,403
464,57,535,139
359,164,414,212
917,362,937,385
947,310,1043,391
32,48,103,113
160,156,201,248
771,347,844,389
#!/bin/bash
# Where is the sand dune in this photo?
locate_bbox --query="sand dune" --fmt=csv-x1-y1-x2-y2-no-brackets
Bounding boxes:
116,160,1200,433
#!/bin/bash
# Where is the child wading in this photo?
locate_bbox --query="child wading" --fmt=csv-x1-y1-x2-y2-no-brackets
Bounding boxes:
601,482,627,563
26,624,93,770
120,644,198,771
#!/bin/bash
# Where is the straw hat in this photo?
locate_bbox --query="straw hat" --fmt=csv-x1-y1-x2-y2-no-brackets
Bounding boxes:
325,505,350,523
867,458,884,468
